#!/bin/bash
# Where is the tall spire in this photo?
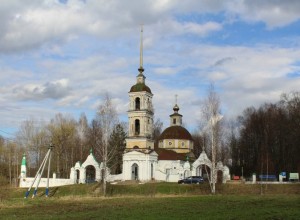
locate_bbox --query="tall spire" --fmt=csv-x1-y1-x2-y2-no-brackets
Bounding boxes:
138,24,144,73
173,94,179,113
170,94,182,126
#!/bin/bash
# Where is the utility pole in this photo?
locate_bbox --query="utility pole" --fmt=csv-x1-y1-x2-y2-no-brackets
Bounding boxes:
24,144,54,198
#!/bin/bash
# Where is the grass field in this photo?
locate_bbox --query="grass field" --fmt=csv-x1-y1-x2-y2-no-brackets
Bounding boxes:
0,183,299,219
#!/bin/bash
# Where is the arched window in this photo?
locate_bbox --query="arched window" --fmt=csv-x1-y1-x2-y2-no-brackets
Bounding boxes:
135,97,140,110
76,170,80,184
131,163,139,180
151,163,154,179
135,119,140,135
147,98,150,109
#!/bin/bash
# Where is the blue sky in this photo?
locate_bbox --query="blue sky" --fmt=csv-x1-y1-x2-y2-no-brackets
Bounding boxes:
1,0,300,138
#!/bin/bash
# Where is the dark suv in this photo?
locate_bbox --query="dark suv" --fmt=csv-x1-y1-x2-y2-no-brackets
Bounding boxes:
178,176,204,184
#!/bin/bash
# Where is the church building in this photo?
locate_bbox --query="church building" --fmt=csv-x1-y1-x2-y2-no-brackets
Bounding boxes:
121,27,230,183
19,28,230,188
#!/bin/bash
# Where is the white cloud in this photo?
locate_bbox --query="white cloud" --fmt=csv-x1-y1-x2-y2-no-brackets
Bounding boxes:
1,0,299,53
153,67,178,75
10,78,71,101
1,0,300,136
228,0,300,28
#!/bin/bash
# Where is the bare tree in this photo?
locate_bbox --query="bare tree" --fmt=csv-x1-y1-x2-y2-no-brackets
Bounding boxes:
16,118,49,175
234,91,300,178
201,84,223,194
152,118,163,142
77,113,89,161
95,94,118,197
191,132,205,158
47,113,78,178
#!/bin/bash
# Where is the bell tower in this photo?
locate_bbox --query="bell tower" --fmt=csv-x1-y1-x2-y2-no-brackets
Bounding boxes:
126,26,154,150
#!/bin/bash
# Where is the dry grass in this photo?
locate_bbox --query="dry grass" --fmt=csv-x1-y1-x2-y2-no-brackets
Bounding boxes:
1,183,299,219
1,194,299,220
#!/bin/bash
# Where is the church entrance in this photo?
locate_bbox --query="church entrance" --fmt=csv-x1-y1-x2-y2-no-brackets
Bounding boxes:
184,170,189,178
196,165,211,181
76,170,80,184
86,165,96,183
217,170,223,183
131,163,139,180
151,163,154,179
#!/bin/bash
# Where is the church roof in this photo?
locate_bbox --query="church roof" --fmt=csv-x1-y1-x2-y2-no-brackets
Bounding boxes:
130,83,152,94
170,112,182,117
156,148,195,161
158,125,193,141
156,148,187,160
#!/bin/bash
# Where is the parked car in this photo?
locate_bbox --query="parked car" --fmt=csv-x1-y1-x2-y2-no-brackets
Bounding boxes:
178,176,204,184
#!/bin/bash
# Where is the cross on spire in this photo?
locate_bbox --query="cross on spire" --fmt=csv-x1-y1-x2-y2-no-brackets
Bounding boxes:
173,94,180,113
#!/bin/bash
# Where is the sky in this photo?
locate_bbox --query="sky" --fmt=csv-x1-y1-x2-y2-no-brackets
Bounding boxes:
1,0,300,138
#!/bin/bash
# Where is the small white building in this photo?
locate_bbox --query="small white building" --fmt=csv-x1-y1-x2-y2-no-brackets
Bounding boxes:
19,149,105,188
70,149,103,184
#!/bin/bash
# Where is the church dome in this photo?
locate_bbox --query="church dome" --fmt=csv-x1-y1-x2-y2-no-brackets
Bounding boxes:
130,83,152,94
158,125,193,141
173,104,179,112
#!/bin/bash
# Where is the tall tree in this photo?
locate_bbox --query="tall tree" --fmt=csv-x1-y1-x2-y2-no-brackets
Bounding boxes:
95,94,118,196
201,84,223,194
191,132,205,158
108,123,126,174
152,118,163,142
47,113,78,178
0,137,9,183
234,91,300,177
77,113,89,161
15,118,49,176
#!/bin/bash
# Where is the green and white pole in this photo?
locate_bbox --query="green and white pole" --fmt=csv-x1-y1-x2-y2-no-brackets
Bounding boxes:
20,153,27,179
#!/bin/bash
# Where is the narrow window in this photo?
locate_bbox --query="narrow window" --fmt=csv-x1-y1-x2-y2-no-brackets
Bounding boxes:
173,118,176,125
135,97,140,110
151,164,154,179
135,119,140,135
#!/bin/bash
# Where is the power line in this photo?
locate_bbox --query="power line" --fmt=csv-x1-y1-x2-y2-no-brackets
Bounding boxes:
0,129,16,143
0,128,15,136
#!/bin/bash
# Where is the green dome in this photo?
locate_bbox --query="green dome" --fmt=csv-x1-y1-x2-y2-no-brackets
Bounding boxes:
130,83,152,94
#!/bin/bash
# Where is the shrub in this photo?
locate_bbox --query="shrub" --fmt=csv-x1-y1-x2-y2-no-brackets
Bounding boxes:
0,175,9,201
